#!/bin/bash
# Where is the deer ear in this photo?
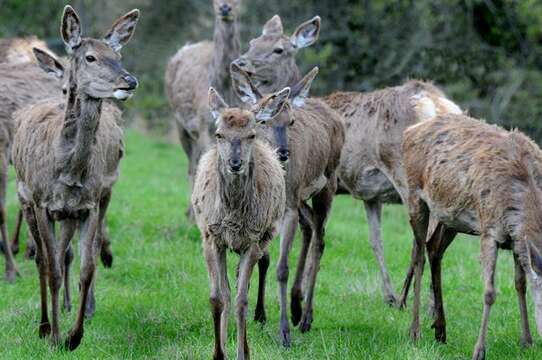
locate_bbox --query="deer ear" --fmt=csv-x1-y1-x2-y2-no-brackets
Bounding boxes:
230,63,262,105
254,87,290,123
529,242,542,277
209,87,229,121
263,15,283,36
61,5,82,52
104,9,140,52
33,48,65,79
291,16,321,49
290,67,318,108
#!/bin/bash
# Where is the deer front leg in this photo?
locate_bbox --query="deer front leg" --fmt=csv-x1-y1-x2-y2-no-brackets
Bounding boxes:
291,203,313,326
472,237,498,360
98,190,113,268
364,200,397,306
236,245,260,360
513,253,533,347
277,207,299,347
65,210,99,351
254,250,269,324
204,243,226,360
34,207,61,345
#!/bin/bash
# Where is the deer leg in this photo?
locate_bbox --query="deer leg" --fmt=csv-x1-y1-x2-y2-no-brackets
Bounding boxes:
10,208,23,255
277,207,299,347
217,248,230,354
513,253,533,347
65,210,99,351
299,184,334,333
0,154,17,282
204,242,225,360
407,196,429,342
291,203,313,326
236,245,259,360
472,236,498,360
59,220,76,313
397,237,416,309
364,200,397,305
34,207,61,345
98,190,113,268
254,250,269,324
177,123,196,222
22,204,50,338
25,229,36,260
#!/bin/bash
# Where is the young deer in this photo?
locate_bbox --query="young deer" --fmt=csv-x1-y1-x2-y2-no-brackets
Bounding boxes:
166,0,241,220
192,87,286,360
231,63,344,347
403,102,542,359
11,6,139,350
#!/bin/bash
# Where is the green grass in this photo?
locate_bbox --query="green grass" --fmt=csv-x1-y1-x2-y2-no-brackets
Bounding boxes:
0,130,541,359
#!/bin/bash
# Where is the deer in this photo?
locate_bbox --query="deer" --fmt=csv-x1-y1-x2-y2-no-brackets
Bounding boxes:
0,36,51,64
192,86,287,360
230,59,344,347
11,5,139,350
166,0,241,221
403,101,542,359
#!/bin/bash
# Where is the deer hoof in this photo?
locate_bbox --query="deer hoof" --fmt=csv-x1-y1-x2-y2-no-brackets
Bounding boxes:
65,329,84,351
254,308,266,324
100,247,113,268
471,346,485,360
279,323,291,348
39,322,51,338
409,323,421,342
299,310,313,333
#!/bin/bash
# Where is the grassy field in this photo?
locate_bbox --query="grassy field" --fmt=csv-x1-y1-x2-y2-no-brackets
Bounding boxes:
0,130,541,359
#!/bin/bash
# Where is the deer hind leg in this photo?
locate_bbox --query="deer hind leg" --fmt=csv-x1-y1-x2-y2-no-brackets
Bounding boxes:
364,200,397,306
513,253,533,347
277,206,299,347
65,210,99,351
10,208,23,255
34,207,61,345
472,234,498,360
299,183,335,334
397,237,417,310
177,122,196,222
59,220,77,314
22,204,50,338
236,245,260,360
291,202,313,327
427,224,456,343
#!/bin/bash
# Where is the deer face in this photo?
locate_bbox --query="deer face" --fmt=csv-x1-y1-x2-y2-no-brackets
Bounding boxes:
231,63,318,164
233,15,320,94
60,6,140,101
209,87,289,174
213,0,240,21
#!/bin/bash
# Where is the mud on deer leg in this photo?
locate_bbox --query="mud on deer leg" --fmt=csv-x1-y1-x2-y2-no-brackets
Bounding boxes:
364,200,398,306
291,203,313,326
514,254,533,347
277,207,299,347
65,211,99,351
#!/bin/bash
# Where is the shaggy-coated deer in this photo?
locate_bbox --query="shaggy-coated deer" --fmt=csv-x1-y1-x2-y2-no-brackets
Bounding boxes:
403,101,542,359
166,0,241,220
230,62,344,347
0,36,50,64
11,6,139,350
192,87,286,360
323,83,461,306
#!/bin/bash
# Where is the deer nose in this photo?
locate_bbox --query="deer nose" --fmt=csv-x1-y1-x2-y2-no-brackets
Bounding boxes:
228,158,242,172
277,149,290,162
219,4,232,16
123,74,138,90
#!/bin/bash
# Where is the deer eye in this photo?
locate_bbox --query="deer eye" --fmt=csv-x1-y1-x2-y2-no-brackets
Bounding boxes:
85,55,96,63
215,133,224,140
247,134,256,140
273,48,284,54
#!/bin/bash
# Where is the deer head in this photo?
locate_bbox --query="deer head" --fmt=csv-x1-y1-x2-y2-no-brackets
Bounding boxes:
213,0,241,22
32,47,69,95
232,15,320,94
60,5,139,101
231,63,318,163
209,86,289,174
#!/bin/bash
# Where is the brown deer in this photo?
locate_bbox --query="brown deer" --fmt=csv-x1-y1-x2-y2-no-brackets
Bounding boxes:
192,87,286,360
230,62,344,347
11,6,139,350
403,100,542,359
323,84,462,307
166,0,241,220
0,36,51,64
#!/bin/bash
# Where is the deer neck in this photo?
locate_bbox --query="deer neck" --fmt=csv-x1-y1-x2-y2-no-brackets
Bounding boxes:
57,69,103,188
210,17,240,105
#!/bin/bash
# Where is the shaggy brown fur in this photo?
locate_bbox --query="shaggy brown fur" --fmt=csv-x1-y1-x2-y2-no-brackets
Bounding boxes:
11,6,139,350
192,87,285,360
0,36,50,64
322,81,461,306
231,64,344,347
165,0,241,220
403,112,542,359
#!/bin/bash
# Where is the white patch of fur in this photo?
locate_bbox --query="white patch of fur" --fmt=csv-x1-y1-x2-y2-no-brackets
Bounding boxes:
113,90,133,100
411,93,462,123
